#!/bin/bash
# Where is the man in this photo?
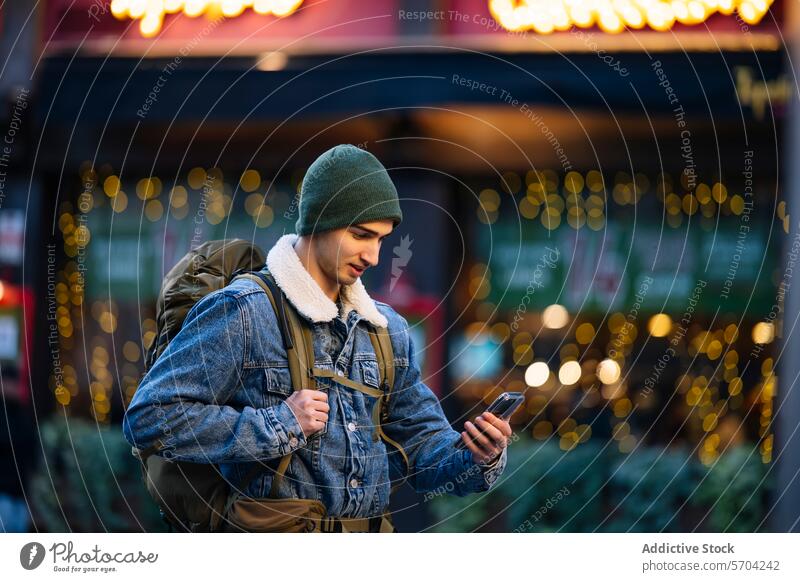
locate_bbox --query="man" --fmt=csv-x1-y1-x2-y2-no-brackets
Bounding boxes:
123,144,511,531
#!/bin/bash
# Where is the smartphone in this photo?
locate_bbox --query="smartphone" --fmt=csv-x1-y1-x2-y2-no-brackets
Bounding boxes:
485,392,525,419
456,392,524,449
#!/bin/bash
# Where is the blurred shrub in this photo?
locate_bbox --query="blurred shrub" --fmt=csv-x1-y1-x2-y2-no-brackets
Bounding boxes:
29,416,166,532
607,445,696,531
693,445,772,532
428,437,774,532
498,440,607,532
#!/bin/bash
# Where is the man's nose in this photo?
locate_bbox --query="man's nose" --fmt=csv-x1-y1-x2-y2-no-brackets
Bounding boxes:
360,242,380,267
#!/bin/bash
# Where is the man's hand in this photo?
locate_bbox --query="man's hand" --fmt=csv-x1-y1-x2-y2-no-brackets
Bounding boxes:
461,412,512,464
285,389,329,438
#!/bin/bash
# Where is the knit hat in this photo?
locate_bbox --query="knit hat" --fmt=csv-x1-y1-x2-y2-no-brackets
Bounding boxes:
295,144,403,236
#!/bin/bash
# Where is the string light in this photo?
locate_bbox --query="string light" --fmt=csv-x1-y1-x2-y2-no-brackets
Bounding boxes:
558,360,582,385
752,322,775,344
597,358,621,384
648,313,672,337
542,304,569,329
485,169,751,231
525,361,551,387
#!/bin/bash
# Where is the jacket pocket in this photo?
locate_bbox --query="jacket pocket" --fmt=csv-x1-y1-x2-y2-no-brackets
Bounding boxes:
263,366,294,397
358,359,381,389
263,366,327,437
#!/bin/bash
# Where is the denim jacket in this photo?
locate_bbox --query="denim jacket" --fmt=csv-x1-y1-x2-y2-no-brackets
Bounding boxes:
123,234,507,519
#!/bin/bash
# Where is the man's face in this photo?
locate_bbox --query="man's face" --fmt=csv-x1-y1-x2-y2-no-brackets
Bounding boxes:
315,219,394,286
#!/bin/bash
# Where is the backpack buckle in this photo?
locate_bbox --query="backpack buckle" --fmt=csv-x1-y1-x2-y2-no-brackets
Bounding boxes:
379,390,390,423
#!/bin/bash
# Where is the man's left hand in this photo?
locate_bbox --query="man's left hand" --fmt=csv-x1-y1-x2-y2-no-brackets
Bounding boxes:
461,412,512,465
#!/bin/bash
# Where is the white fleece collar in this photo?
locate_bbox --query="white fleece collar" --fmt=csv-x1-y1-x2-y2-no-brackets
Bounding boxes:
265,234,388,328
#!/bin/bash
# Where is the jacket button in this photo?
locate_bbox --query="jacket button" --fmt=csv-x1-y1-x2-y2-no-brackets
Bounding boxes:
347,422,356,432
289,437,299,448
349,478,359,488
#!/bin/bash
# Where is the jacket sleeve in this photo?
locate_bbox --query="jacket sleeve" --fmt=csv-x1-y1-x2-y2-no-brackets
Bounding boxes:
122,290,306,464
383,318,507,496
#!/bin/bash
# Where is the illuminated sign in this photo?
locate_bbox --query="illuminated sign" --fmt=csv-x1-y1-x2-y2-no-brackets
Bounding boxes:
735,66,793,120
488,0,774,33
109,0,305,37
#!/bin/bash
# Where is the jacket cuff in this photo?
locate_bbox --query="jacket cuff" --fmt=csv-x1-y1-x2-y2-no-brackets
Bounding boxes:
478,446,507,487
265,401,307,456
458,445,507,491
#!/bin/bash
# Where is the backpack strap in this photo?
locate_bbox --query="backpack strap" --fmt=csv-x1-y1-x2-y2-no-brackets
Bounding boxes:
284,297,317,392
309,368,383,397
368,326,395,402
230,271,312,499
233,272,409,498
366,325,408,491
266,294,320,498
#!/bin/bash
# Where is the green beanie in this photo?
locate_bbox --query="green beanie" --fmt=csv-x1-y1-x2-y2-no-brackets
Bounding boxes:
295,144,403,236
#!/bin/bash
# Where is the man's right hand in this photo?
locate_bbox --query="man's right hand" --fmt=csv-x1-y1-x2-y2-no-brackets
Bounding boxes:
285,389,329,438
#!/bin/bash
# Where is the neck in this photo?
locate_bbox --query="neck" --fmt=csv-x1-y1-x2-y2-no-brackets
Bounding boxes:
292,236,340,303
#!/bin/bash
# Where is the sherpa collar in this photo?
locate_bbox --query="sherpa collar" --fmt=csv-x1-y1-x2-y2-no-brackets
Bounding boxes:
265,233,388,328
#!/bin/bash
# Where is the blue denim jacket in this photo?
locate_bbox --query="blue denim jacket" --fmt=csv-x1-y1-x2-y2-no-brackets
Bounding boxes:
123,234,506,519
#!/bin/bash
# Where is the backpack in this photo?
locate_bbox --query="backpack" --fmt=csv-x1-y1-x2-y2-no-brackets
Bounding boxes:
130,239,406,532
